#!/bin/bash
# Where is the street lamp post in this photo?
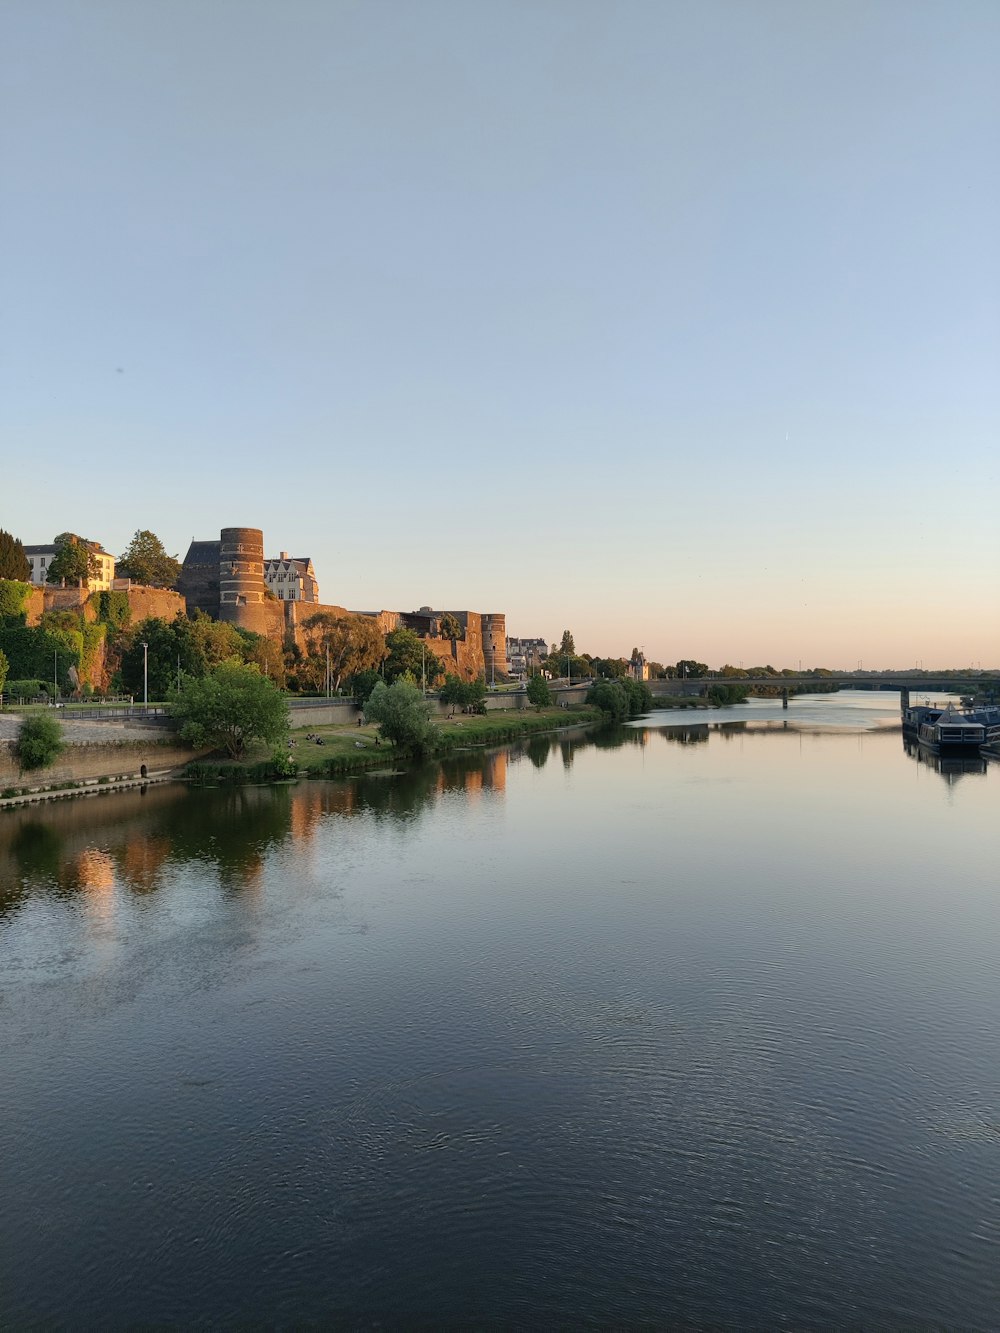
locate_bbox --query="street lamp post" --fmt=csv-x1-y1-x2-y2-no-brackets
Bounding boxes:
141,641,148,709
53,649,58,703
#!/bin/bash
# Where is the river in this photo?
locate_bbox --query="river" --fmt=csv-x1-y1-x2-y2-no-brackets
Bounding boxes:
1,692,997,1326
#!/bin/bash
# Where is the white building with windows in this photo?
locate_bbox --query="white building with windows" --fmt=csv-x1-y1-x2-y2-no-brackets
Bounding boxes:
263,552,320,603
23,541,116,591
505,636,548,680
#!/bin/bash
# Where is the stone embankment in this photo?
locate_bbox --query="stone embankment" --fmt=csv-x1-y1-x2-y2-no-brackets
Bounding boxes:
0,713,206,806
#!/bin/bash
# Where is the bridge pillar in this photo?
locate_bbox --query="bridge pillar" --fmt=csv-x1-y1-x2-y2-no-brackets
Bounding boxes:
900,687,910,713
782,687,789,710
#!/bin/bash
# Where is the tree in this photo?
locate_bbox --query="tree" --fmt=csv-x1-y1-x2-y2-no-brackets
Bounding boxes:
0,531,30,581
14,713,65,772
440,673,487,711
365,679,436,754
46,535,99,585
587,679,629,721
675,659,709,679
559,629,576,656
0,647,8,695
707,683,749,706
118,617,189,699
587,677,651,720
0,579,31,626
170,661,288,758
439,613,462,640
592,657,628,680
347,668,382,703
624,678,653,714
117,530,182,588
184,613,247,669
303,613,385,692
439,673,468,707
526,674,551,710
384,627,443,687
235,627,284,681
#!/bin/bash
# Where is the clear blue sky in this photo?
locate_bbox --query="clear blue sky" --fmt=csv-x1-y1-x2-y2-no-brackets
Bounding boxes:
3,0,998,668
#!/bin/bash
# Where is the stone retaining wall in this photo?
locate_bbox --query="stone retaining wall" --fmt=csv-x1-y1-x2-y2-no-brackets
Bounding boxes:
0,740,204,789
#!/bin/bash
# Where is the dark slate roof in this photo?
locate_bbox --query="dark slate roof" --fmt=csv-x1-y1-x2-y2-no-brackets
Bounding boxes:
182,540,221,566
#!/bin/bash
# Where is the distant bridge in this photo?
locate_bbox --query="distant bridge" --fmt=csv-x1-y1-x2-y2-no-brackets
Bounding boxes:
648,673,998,704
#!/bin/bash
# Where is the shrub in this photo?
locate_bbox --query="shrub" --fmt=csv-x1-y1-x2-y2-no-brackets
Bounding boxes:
13,713,65,772
365,679,436,755
526,675,551,710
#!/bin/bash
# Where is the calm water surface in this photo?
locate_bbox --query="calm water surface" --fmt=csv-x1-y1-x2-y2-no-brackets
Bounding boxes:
1,692,998,1327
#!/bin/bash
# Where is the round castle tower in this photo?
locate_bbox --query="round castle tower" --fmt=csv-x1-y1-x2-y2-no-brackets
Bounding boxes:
218,527,266,625
481,613,508,680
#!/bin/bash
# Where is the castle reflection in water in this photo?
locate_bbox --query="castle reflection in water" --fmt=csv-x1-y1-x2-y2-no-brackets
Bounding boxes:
1,723,992,915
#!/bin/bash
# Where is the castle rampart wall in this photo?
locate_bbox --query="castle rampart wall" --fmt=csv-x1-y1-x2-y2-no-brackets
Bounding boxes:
22,585,186,628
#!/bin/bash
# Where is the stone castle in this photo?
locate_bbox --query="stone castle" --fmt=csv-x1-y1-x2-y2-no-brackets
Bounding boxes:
179,527,507,681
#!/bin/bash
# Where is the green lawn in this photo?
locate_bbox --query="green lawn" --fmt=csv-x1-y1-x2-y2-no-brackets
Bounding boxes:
285,704,599,775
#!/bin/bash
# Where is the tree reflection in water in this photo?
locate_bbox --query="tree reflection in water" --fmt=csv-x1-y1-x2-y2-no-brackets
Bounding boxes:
3,723,971,920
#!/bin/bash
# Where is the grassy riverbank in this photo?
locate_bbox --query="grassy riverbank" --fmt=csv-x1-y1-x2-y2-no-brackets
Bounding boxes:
185,705,601,784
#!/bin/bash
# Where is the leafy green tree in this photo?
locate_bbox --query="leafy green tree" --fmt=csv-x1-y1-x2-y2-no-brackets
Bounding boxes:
365,679,436,754
46,536,99,585
348,667,382,703
719,664,748,678
235,628,284,681
592,657,628,680
526,674,551,710
707,683,749,705
0,580,31,625
624,678,653,713
119,617,188,698
439,613,462,640
441,674,488,710
587,678,651,720
183,613,246,669
14,713,65,773
562,654,591,680
559,629,576,656
384,627,443,686
0,531,30,581
675,659,709,679
587,679,629,721
116,529,182,588
0,647,8,695
439,673,468,707
170,662,288,758
302,612,385,692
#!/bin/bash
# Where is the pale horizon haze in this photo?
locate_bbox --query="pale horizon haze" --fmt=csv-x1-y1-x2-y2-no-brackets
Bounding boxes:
3,0,998,669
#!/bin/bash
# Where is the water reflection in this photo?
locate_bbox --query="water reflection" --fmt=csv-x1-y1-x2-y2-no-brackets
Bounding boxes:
1,702,998,1329
2,717,991,921
901,738,988,782
0,747,516,917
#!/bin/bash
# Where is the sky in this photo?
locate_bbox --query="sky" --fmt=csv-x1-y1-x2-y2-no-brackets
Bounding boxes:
3,0,998,669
